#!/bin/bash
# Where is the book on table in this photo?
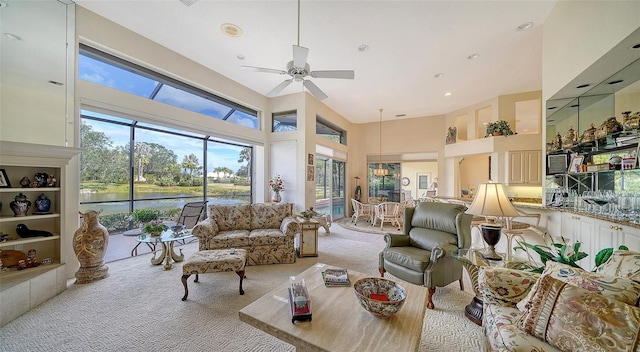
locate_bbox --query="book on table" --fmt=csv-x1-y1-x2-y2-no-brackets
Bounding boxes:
323,268,351,286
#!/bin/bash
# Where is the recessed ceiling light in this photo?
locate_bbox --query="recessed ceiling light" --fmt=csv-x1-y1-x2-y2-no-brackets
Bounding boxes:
434,73,444,78
220,23,242,38
630,43,640,50
358,44,369,52
444,92,452,96
547,106,557,110
0,2,8,8
608,79,624,85
570,104,579,108
48,80,63,86
179,0,198,6
467,53,479,60
576,83,591,89
4,33,21,40
516,22,534,31
236,54,245,60
395,114,406,118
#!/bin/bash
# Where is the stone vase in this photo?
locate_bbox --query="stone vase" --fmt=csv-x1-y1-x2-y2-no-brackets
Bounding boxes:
73,210,109,284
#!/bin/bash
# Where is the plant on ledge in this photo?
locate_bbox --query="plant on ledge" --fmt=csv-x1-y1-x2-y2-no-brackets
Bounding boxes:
485,120,515,137
143,220,169,235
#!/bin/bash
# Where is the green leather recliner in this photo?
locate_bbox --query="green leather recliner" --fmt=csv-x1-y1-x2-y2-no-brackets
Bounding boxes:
378,202,472,309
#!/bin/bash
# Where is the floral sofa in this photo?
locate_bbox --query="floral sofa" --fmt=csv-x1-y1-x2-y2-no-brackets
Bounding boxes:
478,250,640,352
191,203,300,265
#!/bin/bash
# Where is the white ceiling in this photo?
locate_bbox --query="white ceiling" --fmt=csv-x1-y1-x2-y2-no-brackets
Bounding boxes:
75,0,557,124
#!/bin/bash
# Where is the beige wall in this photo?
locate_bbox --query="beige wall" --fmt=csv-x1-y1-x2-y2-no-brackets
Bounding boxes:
542,1,640,101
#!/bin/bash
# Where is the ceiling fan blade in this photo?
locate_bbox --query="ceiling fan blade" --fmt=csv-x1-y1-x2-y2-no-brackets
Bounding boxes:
310,70,355,79
292,45,309,68
241,65,287,75
303,80,328,100
266,79,293,97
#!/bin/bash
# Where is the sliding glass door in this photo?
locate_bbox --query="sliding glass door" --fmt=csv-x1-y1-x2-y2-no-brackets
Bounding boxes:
315,157,346,220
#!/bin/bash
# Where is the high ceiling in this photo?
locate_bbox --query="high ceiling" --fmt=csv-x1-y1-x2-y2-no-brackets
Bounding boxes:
75,0,557,124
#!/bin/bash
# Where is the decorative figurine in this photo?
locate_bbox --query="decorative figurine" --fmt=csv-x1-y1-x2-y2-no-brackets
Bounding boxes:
19,176,30,188
16,224,53,238
47,175,57,187
34,173,48,187
10,193,31,216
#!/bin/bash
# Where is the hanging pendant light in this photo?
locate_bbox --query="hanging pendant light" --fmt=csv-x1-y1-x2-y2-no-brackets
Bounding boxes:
374,108,388,176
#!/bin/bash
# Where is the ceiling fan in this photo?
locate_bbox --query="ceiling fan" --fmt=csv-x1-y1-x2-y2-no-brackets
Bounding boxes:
240,0,355,100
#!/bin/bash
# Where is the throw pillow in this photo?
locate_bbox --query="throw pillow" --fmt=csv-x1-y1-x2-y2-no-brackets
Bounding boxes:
517,261,640,312
520,275,640,352
596,250,640,282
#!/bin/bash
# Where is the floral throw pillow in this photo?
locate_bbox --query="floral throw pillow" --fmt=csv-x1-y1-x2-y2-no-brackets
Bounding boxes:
596,250,640,282
517,261,640,312
520,274,640,352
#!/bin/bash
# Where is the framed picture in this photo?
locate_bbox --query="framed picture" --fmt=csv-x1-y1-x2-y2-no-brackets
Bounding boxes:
306,165,314,181
308,153,314,165
0,169,11,188
568,155,585,173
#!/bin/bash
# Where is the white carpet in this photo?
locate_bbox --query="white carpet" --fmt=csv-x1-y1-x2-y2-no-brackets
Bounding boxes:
0,224,483,352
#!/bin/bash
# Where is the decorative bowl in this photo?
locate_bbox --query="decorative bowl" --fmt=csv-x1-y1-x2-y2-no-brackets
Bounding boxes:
353,277,407,318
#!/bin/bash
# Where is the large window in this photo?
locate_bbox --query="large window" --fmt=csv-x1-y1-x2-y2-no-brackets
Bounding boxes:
80,111,253,234
368,163,401,202
78,44,259,129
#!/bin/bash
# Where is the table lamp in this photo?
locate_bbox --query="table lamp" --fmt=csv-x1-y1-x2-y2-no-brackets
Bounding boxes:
465,183,519,260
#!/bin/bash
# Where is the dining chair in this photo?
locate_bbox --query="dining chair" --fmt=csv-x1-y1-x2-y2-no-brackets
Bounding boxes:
351,198,372,225
373,202,402,230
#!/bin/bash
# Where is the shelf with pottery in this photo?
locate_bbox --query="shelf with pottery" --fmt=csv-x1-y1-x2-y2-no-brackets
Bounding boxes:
0,213,60,223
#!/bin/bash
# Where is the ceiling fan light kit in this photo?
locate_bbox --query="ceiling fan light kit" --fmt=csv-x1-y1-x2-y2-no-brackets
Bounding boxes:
240,0,354,100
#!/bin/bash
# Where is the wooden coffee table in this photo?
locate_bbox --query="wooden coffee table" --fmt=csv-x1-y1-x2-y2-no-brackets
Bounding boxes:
239,263,427,352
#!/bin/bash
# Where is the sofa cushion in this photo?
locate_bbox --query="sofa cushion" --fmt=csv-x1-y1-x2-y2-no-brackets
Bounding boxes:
478,267,540,308
250,203,292,229
596,250,640,281
520,274,640,352
517,261,640,311
249,229,288,246
210,204,251,231
483,304,561,352
211,230,250,248
381,246,431,273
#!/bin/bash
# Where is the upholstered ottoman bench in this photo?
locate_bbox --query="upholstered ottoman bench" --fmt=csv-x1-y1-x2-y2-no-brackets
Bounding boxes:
181,248,248,301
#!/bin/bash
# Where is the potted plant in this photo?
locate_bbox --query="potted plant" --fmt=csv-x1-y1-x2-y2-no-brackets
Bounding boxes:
300,207,318,221
485,120,514,137
143,219,169,236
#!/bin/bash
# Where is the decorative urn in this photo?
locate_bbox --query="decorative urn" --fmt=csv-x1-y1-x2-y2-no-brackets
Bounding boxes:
35,193,51,213
10,193,31,217
562,127,577,149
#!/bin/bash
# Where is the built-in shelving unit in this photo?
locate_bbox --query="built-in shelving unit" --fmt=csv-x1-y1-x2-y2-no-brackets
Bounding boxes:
0,141,81,327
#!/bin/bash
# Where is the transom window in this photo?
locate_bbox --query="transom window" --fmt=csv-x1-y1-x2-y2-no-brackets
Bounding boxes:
78,44,259,130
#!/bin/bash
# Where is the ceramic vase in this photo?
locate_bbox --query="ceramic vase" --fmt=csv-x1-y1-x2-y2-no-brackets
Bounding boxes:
10,193,31,217
73,210,109,284
272,191,281,203
35,193,51,213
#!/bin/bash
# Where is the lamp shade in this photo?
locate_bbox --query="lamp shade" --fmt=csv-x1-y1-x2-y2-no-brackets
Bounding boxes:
465,183,519,218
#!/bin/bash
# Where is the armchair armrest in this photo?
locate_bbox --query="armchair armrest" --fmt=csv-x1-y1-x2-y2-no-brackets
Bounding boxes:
478,267,540,308
384,233,411,247
281,216,300,237
191,218,219,242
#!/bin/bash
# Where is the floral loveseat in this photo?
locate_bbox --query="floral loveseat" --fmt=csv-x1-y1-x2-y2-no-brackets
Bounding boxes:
478,250,640,352
191,203,299,265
